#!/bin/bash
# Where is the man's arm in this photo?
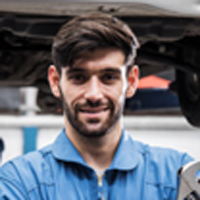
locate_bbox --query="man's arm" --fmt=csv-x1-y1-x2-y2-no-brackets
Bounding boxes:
0,162,28,200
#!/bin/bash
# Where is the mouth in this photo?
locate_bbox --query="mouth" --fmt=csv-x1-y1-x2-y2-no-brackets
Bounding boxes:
78,106,109,119
74,100,114,122
79,106,108,113
79,107,108,116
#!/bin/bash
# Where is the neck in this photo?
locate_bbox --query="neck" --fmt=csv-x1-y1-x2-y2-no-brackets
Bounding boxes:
64,118,123,171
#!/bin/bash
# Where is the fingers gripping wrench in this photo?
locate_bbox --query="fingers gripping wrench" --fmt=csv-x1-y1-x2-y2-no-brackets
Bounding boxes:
177,161,200,200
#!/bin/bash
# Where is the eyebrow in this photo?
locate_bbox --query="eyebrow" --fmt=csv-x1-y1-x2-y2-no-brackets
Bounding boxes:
66,67,122,74
66,68,86,74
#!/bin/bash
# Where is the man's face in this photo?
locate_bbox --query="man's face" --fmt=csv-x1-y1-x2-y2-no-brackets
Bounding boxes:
56,48,136,137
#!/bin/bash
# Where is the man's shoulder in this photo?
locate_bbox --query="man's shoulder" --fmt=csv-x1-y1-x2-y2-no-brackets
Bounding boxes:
127,135,193,166
141,142,193,187
146,144,193,167
5,144,52,166
0,144,55,192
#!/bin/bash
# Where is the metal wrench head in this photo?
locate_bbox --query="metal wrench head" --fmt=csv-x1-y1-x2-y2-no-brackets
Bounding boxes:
177,161,200,200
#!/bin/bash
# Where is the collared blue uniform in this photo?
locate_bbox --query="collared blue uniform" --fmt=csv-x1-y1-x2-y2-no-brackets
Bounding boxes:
0,129,193,200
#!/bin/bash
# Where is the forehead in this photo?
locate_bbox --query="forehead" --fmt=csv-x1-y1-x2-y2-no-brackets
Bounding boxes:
71,48,125,70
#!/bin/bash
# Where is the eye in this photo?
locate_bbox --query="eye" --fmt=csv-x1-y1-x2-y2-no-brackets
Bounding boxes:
69,73,88,84
101,73,119,84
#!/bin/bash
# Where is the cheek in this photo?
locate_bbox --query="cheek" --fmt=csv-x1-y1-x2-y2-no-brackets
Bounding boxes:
59,83,73,105
115,82,128,106
104,83,126,104
64,86,86,107
59,77,83,108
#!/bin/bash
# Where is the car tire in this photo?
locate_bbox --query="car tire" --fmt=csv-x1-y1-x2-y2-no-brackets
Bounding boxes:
176,69,200,127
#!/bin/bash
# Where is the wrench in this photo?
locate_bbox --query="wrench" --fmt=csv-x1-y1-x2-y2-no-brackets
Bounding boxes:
177,161,200,200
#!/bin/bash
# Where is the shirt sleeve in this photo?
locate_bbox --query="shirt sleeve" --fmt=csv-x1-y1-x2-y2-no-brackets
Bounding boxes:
180,152,194,166
0,161,28,200
145,146,195,200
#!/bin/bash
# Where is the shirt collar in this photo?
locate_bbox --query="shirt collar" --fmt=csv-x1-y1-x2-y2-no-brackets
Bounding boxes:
52,128,140,171
52,128,87,167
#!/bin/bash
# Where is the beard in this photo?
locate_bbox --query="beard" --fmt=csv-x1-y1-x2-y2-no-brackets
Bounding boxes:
59,89,124,138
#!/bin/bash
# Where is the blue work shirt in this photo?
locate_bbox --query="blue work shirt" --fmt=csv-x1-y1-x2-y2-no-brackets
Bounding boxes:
0,129,193,200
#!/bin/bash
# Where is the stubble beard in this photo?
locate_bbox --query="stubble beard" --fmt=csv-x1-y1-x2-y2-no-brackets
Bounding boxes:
60,92,124,138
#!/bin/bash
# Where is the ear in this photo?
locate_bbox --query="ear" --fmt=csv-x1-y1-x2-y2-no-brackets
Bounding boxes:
48,65,61,98
126,65,139,98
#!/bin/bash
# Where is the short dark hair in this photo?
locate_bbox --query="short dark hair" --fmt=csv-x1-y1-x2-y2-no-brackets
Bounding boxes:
52,13,139,73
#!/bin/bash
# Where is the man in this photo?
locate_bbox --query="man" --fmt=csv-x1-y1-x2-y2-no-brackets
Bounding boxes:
0,13,193,199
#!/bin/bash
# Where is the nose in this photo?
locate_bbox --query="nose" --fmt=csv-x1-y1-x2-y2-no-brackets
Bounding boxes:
84,76,103,102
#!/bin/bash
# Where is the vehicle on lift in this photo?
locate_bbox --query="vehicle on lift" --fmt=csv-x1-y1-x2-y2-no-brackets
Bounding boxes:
0,0,200,127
